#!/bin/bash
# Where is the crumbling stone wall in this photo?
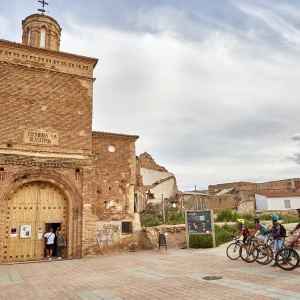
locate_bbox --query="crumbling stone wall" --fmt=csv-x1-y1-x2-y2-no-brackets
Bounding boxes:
80,132,139,256
208,179,300,215
207,195,239,212
139,225,186,249
138,152,168,172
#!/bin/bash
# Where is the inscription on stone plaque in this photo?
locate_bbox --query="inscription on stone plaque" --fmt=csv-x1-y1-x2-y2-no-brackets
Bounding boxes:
24,130,59,145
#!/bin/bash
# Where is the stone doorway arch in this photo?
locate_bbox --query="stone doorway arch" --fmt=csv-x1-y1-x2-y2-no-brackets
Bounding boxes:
0,170,82,263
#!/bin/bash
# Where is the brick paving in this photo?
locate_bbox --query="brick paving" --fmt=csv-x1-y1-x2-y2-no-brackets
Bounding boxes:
0,247,299,300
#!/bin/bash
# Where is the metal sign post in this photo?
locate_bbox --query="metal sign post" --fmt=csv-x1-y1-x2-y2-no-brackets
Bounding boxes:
185,209,216,248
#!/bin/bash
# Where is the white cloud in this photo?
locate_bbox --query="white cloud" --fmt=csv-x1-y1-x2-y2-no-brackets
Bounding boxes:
3,1,300,189
235,0,300,46
60,14,300,190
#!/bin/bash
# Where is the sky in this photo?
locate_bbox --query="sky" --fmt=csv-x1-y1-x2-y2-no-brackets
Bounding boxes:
1,0,300,190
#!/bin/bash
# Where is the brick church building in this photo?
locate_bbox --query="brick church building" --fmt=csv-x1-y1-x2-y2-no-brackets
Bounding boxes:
0,11,140,263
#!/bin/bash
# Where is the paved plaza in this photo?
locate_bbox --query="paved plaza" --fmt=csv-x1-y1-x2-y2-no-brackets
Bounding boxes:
0,246,299,300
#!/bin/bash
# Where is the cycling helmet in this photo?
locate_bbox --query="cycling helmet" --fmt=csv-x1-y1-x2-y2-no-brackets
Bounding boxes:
237,218,245,224
271,214,279,221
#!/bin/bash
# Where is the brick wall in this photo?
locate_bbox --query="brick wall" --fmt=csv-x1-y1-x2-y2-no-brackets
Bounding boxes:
0,36,140,260
0,61,93,152
79,132,139,256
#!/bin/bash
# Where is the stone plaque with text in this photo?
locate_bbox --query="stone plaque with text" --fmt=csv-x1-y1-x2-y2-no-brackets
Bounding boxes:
24,130,59,145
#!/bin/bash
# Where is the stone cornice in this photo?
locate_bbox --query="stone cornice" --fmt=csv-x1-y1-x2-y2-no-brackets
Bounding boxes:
92,131,139,140
0,39,98,78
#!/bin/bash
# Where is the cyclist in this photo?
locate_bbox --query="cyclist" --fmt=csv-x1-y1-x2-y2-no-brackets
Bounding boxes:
270,214,284,267
233,218,251,260
250,216,268,243
233,218,249,243
291,210,300,236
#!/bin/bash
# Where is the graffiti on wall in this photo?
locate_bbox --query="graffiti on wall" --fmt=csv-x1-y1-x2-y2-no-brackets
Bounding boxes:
96,224,119,244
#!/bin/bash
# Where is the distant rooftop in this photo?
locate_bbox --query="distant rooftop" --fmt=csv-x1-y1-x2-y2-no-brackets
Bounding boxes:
256,192,300,198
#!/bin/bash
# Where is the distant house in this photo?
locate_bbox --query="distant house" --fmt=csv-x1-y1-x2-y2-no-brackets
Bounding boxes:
255,192,300,211
181,191,209,210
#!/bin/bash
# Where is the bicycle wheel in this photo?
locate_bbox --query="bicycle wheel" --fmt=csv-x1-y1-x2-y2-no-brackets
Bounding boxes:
226,242,241,260
275,248,300,271
240,244,255,263
253,244,273,265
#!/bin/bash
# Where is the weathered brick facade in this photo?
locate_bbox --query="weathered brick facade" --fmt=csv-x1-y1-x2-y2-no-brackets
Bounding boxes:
0,13,139,263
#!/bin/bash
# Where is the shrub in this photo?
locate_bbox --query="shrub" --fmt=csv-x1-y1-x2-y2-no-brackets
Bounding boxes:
140,213,162,227
216,209,236,222
258,214,270,220
281,214,299,224
216,209,254,223
257,213,299,224
189,224,237,248
166,212,185,225
190,234,213,248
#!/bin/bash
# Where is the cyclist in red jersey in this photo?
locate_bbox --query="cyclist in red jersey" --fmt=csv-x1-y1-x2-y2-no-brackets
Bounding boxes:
233,218,249,243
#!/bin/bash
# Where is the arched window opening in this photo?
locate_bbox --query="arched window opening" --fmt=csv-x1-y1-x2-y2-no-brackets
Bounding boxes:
27,29,31,46
40,28,46,48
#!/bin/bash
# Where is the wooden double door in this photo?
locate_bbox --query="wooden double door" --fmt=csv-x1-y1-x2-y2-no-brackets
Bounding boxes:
1,182,67,263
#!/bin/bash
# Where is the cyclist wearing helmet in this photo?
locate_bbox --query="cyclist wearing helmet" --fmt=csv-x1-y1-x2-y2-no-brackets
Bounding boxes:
234,218,249,243
251,217,268,243
291,210,300,234
270,214,283,267
291,210,300,240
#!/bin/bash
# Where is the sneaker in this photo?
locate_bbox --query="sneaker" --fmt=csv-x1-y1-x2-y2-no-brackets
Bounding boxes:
46,255,50,258
48,257,51,261
271,263,277,267
57,257,62,260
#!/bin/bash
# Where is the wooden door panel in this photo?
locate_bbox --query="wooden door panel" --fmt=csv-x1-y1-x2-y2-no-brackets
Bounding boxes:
1,182,67,263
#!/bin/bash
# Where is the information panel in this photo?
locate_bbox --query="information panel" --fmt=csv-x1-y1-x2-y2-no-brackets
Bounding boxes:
187,210,212,234
185,210,216,248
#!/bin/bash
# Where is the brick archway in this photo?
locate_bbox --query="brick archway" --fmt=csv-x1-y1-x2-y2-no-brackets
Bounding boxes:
0,169,83,261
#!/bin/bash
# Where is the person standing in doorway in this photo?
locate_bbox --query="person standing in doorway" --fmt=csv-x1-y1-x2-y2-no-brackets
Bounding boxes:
56,228,66,260
44,228,55,260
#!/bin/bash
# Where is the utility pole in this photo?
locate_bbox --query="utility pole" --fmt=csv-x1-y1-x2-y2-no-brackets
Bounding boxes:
161,194,165,222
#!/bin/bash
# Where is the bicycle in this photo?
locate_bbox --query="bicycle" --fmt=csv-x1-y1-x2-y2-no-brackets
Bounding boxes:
274,233,300,271
253,235,274,265
240,237,273,265
226,236,244,260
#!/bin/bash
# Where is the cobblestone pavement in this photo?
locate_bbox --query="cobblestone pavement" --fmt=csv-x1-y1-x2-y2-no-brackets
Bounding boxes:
0,246,299,300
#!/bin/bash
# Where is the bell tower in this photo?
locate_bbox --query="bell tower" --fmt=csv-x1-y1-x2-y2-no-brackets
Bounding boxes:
22,1,62,51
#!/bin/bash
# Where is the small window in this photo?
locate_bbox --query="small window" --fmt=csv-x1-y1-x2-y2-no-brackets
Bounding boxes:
40,28,46,48
121,221,133,234
27,30,31,45
108,145,116,153
284,199,291,209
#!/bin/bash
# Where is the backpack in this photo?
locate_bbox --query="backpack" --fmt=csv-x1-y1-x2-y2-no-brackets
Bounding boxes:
260,224,268,235
279,223,286,238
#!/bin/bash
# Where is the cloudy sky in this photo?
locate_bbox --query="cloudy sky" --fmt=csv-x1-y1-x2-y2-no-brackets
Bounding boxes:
1,0,300,190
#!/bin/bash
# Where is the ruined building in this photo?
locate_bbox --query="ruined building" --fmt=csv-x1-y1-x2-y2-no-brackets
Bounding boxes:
136,152,179,212
207,178,300,214
0,11,140,263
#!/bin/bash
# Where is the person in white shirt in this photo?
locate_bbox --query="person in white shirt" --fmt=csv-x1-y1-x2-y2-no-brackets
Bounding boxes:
44,228,55,260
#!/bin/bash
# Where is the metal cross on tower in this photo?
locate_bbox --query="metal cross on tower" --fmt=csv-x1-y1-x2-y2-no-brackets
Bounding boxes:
38,0,49,14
